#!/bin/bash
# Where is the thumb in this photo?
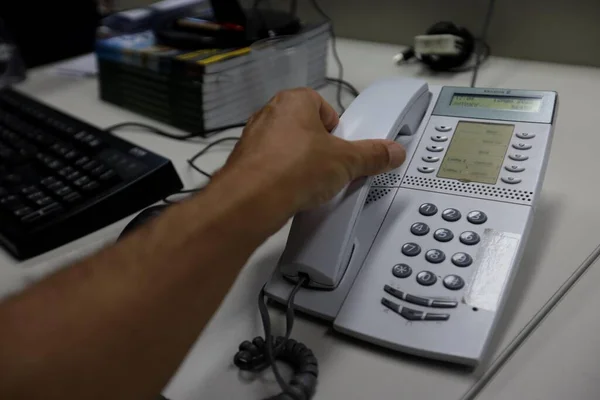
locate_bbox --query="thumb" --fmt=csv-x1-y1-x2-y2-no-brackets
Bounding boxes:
347,139,406,179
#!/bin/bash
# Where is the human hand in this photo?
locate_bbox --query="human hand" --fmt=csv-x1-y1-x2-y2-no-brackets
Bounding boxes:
217,88,406,215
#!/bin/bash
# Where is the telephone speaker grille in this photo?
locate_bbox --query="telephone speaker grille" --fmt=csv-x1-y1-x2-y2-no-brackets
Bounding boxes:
373,173,402,187
402,175,533,203
365,188,392,206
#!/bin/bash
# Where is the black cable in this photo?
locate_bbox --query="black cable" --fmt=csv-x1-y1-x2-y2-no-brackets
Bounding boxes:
471,0,496,87
187,137,240,178
105,121,246,140
326,77,359,97
449,41,491,73
235,276,318,400
308,0,346,114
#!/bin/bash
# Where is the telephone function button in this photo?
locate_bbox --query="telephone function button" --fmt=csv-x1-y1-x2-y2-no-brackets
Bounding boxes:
426,145,444,152
418,166,435,173
392,263,412,278
509,153,529,161
435,125,453,132
451,252,473,267
512,143,532,150
501,176,522,184
417,271,437,286
419,203,438,216
410,222,430,236
443,275,465,290
424,313,450,321
400,307,425,321
422,155,440,163
381,297,401,313
431,135,448,142
460,231,480,245
467,210,487,224
402,242,421,257
405,294,430,307
383,284,403,299
431,300,458,308
442,208,461,222
425,249,446,264
433,228,453,242
516,132,535,139
505,165,525,173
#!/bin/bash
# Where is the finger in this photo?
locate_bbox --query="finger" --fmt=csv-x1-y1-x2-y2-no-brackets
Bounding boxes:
346,139,406,179
305,89,339,131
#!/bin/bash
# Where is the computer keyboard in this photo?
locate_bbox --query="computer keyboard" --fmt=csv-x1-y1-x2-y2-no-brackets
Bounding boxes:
0,88,183,260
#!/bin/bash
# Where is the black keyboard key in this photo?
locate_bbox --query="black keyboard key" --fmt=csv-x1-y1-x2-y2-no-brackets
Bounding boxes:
58,166,76,177
20,185,38,194
21,202,62,223
82,160,100,171
55,186,72,196
47,181,64,191
74,156,91,166
64,150,79,160
90,164,107,176
73,176,90,187
66,171,82,181
13,206,33,217
82,181,99,191
40,176,58,186
63,191,82,203
35,196,53,207
0,195,23,210
99,169,117,181
27,191,44,201
46,159,64,170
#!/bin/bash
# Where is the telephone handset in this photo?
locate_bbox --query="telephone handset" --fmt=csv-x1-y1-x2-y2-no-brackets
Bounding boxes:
278,78,431,289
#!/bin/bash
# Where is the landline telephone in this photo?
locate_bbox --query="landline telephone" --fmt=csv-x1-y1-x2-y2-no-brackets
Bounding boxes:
265,77,558,366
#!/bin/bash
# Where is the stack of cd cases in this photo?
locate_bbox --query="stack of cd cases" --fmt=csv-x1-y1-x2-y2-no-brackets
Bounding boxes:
96,21,330,137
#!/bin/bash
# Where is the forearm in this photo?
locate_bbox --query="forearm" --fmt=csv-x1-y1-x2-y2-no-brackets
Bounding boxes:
0,168,290,400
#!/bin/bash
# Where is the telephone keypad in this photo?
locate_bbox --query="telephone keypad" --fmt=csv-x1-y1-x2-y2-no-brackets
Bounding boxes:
416,271,437,286
433,228,453,242
392,263,412,278
402,242,421,256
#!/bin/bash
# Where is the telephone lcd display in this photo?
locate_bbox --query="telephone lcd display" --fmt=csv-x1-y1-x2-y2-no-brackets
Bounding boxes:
451,94,542,112
437,121,514,184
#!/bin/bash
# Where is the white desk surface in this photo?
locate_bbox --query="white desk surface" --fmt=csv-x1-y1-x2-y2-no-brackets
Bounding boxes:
2,38,600,400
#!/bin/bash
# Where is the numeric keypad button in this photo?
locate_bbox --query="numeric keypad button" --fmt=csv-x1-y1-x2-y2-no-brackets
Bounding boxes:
467,210,487,224
410,222,430,236
419,203,438,216
460,231,480,245
442,208,461,222
451,252,473,267
402,242,421,257
425,249,446,264
417,271,437,286
443,275,465,290
392,263,412,278
433,228,453,242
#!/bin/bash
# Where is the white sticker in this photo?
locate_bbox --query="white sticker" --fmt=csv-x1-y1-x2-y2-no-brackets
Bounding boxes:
464,229,521,312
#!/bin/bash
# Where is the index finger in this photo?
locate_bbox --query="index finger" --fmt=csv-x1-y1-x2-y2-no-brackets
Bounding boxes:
305,89,340,132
